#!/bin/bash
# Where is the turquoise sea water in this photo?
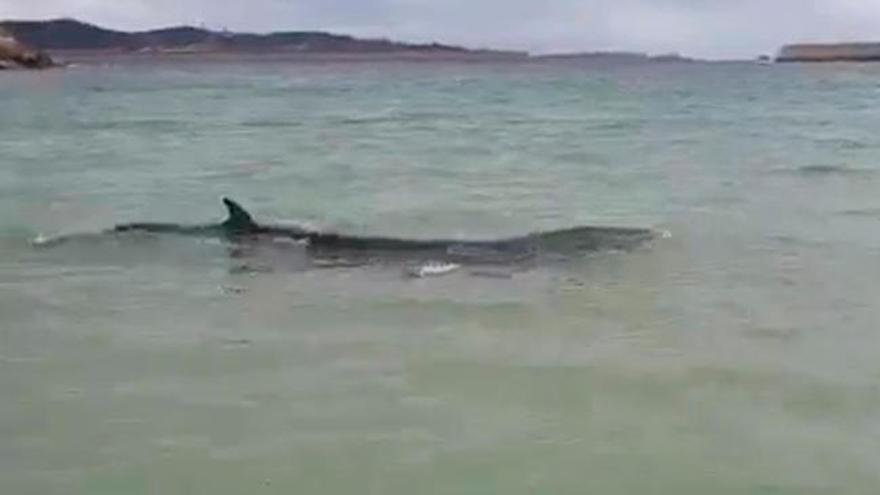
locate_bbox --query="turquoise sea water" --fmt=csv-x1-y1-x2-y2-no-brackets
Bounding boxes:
2,56,880,493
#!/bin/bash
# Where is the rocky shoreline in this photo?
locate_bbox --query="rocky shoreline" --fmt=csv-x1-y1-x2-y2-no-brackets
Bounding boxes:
0,30,56,69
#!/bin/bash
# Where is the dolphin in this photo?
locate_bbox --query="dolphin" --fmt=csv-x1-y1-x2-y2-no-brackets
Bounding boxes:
108,198,656,266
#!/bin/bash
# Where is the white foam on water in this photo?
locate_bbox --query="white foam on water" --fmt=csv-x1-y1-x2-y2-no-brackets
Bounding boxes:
407,261,461,278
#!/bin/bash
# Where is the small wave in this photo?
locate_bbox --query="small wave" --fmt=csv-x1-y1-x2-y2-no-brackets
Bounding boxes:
838,207,880,218
334,116,398,125
77,119,184,131
332,111,457,126
31,232,77,247
30,229,157,248
240,120,303,129
816,137,870,150
589,120,643,131
779,165,877,177
32,233,54,246
767,234,829,249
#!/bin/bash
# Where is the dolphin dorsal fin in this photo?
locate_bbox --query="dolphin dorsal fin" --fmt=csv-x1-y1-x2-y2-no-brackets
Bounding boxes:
221,197,257,232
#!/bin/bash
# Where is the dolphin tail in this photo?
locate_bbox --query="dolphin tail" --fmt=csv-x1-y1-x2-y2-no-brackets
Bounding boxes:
221,197,258,233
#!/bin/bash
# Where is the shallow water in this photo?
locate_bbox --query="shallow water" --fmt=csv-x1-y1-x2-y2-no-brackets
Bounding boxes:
2,56,880,493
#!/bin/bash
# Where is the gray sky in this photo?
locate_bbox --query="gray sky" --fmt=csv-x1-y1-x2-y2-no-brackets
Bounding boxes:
2,0,879,59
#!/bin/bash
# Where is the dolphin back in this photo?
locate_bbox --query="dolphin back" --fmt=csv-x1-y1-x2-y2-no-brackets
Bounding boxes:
105,197,655,259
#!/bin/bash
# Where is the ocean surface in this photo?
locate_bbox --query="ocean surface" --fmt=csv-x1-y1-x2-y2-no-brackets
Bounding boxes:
2,55,880,493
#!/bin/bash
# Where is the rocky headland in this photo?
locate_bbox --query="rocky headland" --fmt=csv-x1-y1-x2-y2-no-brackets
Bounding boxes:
777,42,880,62
0,27,56,69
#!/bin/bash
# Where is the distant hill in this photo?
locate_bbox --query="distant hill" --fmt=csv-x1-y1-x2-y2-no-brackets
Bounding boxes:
777,42,880,62
0,18,515,56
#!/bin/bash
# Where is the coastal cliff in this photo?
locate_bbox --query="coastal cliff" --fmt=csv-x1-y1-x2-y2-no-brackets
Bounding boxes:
777,42,880,62
0,19,524,58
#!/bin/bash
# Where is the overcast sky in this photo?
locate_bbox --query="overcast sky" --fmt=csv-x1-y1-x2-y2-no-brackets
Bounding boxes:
2,0,879,59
